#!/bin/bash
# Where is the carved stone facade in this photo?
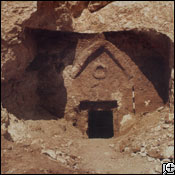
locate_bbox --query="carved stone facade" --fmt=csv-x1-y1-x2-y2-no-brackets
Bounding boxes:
1,29,172,138
60,33,170,137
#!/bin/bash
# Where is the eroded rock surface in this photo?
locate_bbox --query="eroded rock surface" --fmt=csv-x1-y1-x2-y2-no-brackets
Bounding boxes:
1,1,174,174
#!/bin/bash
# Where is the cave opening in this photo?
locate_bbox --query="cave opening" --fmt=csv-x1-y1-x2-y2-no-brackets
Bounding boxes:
88,110,114,138
1,28,172,121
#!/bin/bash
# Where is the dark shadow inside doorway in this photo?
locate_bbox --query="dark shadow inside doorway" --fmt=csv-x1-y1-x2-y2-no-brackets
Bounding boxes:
88,110,114,138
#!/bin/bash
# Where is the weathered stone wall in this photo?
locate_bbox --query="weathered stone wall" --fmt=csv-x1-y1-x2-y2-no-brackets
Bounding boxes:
62,31,171,135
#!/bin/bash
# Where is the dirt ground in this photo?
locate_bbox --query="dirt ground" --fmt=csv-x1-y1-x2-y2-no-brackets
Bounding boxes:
1,106,174,174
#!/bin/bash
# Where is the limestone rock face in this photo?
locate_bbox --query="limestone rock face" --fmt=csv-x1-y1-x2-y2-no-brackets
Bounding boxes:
67,1,89,18
1,106,9,135
1,1,174,82
1,1,174,139
73,1,174,39
1,1,37,82
88,1,112,12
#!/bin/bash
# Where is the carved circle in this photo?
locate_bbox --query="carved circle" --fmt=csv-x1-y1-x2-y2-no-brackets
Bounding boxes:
93,65,106,79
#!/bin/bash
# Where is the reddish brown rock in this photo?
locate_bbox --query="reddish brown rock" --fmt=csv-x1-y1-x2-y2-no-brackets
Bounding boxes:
147,148,163,159
88,1,112,12
1,1,174,140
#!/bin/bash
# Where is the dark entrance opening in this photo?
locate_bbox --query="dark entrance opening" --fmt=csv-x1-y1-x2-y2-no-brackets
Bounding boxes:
88,110,114,138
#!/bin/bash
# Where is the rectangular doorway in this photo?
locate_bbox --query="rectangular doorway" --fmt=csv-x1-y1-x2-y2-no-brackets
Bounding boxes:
88,110,114,138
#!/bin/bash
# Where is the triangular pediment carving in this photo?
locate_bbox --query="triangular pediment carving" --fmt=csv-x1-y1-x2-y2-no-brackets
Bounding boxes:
71,40,132,80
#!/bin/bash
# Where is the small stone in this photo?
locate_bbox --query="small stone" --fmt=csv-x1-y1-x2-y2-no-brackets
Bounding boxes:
141,142,146,147
56,150,63,156
109,144,115,148
157,106,164,112
31,138,44,145
147,156,155,162
131,153,136,157
73,164,78,169
168,140,174,146
56,156,66,164
7,145,13,150
162,158,170,163
131,145,141,153
41,149,57,160
140,152,147,157
167,133,173,138
124,147,130,153
70,155,77,160
162,146,174,159
168,126,173,131
160,118,165,122
163,124,169,129
120,114,132,126
141,147,145,153
154,125,161,132
65,156,70,160
147,149,162,159
157,138,161,142
165,113,174,124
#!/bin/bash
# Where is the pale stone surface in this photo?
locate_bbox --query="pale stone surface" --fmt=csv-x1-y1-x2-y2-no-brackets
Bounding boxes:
165,113,174,124
73,1,174,40
41,149,57,160
109,144,115,148
156,106,164,112
120,114,132,126
7,114,31,142
1,106,9,129
111,92,122,109
1,1,37,82
147,156,155,162
162,146,174,159
88,1,111,13
140,152,147,157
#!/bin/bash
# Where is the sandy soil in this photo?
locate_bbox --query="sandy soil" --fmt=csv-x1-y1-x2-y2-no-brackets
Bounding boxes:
1,107,174,174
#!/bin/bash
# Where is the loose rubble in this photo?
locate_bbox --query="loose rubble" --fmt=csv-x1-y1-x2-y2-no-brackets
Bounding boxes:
41,148,81,169
118,109,174,172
